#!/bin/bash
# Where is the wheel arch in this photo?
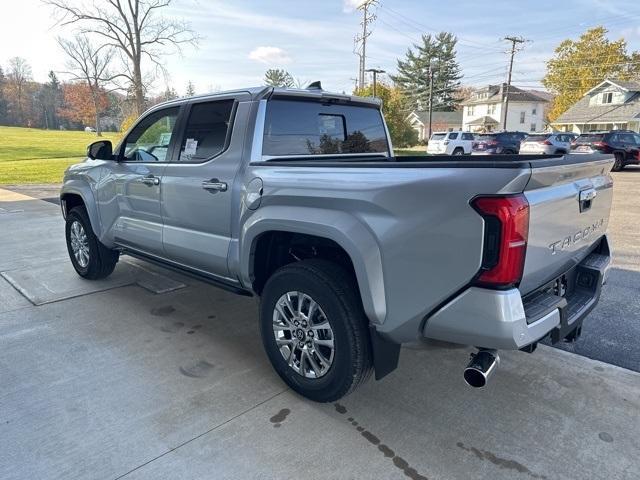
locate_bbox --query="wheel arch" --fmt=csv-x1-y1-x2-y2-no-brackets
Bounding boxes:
239,206,387,326
60,182,102,239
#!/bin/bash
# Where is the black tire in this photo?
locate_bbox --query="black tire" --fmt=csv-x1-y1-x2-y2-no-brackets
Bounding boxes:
452,147,464,156
612,153,624,172
65,206,119,279
260,259,373,402
503,149,515,155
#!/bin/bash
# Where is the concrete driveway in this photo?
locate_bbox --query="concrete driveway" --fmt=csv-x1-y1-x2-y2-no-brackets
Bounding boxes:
1,174,639,480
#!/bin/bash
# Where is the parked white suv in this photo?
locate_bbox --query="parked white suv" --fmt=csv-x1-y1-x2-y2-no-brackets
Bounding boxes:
519,133,573,155
427,131,474,155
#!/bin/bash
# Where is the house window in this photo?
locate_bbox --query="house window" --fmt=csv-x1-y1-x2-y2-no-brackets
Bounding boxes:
532,107,537,116
520,111,526,124
530,123,536,132
602,92,613,104
468,106,475,116
488,104,496,115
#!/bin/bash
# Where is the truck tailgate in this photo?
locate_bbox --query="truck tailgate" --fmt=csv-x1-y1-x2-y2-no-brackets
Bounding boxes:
519,154,614,295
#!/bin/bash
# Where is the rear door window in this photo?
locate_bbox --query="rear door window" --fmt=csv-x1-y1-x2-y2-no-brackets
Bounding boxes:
178,100,234,162
462,133,474,140
263,99,388,156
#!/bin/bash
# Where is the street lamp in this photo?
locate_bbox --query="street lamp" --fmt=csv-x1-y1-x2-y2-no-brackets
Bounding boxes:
365,68,385,97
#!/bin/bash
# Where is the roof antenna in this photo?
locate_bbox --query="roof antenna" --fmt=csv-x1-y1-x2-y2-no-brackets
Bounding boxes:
306,81,322,90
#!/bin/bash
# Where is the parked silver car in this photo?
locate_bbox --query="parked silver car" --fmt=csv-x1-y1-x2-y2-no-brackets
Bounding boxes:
520,133,573,155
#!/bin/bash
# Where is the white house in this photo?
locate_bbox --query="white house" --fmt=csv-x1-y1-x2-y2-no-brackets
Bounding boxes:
550,79,640,133
407,111,463,141
461,84,551,133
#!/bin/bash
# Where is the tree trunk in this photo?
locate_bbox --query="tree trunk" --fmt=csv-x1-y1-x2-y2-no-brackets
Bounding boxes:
133,61,144,116
93,94,102,137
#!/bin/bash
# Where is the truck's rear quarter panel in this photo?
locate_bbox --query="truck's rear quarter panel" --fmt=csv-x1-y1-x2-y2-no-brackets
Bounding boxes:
246,162,532,342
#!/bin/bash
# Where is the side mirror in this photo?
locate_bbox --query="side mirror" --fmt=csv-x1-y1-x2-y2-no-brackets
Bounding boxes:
87,140,113,160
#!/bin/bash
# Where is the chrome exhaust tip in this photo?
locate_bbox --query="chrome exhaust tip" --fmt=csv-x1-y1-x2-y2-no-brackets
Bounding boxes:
463,349,500,388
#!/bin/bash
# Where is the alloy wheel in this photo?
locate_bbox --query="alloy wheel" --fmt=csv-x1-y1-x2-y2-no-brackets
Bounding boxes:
272,291,335,379
69,220,90,268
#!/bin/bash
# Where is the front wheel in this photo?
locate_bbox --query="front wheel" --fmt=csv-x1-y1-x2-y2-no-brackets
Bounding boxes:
65,206,119,279
260,259,373,402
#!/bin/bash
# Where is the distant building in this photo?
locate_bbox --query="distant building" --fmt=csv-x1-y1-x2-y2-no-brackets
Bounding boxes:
461,84,551,133
408,111,463,141
550,79,640,133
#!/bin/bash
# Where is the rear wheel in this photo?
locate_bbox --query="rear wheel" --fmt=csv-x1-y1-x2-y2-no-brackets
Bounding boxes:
612,153,624,172
452,147,464,156
65,206,119,279
260,259,373,402
503,149,515,155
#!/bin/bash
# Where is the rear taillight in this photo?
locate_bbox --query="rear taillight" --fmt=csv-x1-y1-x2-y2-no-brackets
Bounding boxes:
487,140,498,146
542,140,552,145
592,141,609,151
443,140,450,145
472,194,529,288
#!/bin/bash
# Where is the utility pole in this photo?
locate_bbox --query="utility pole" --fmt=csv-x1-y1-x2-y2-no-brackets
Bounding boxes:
502,36,526,130
427,63,434,140
353,0,377,90
365,68,385,97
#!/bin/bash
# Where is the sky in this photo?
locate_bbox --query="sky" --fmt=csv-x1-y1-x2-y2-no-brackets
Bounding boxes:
2,0,640,96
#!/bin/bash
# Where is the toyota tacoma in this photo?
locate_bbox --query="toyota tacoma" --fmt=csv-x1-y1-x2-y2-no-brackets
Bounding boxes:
60,84,613,401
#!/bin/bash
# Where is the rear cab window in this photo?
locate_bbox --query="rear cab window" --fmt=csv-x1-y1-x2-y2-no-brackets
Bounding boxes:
262,99,389,157
430,133,446,141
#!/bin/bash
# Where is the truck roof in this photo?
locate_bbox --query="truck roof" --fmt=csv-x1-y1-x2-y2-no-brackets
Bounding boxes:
146,85,382,115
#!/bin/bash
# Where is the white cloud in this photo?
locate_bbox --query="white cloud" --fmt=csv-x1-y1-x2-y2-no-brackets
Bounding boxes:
248,46,292,65
343,0,365,13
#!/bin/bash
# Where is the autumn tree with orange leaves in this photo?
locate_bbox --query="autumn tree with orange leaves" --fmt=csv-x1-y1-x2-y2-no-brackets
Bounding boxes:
58,82,108,128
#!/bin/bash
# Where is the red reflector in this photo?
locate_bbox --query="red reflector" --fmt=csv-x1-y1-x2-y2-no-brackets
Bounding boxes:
472,195,529,288
542,140,552,145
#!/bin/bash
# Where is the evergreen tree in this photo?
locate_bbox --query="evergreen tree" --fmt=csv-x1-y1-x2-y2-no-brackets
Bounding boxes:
185,80,196,97
264,68,295,88
392,32,462,112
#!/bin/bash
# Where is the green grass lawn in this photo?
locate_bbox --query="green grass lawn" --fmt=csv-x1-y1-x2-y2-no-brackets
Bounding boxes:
0,126,121,184
394,146,427,156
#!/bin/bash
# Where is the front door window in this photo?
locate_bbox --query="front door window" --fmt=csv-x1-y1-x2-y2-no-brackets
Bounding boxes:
122,107,180,162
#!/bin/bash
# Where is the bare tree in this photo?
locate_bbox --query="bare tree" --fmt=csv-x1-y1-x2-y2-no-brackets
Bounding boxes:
46,0,199,115
59,34,115,136
7,57,33,125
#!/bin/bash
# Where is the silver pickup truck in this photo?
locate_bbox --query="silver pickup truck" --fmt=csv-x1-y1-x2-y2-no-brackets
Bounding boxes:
60,84,613,402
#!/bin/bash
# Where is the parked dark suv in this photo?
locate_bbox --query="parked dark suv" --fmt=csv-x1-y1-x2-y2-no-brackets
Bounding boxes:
571,130,640,171
472,131,528,155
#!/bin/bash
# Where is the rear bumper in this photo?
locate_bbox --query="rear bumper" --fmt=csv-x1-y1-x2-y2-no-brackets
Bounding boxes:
423,236,611,350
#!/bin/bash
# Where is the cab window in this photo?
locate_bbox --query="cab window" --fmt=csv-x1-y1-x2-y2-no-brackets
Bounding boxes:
122,107,179,162
178,100,234,162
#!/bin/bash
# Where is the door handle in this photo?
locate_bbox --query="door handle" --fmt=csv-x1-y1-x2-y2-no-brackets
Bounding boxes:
139,175,160,186
202,179,227,192
579,187,597,212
